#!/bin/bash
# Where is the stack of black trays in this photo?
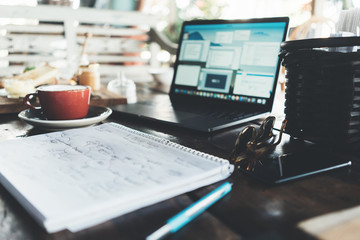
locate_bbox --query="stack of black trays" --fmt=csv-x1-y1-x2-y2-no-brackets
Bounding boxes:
280,37,360,147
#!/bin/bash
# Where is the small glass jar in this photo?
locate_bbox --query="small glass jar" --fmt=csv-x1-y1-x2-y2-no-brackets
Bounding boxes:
107,71,137,103
79,63,100,91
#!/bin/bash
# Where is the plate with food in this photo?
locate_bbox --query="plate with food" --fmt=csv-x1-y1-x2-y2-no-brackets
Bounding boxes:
1,65,59,98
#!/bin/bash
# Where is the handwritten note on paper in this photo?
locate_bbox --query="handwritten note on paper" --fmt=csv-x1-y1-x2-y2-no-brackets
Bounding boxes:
0,122,232,232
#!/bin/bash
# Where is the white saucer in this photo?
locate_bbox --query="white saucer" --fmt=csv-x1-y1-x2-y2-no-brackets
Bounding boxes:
18,106,112,131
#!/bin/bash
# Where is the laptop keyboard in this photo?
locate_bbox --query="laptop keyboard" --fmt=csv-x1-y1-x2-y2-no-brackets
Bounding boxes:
175,104,260,121
145,96,260,122
204,110,260,120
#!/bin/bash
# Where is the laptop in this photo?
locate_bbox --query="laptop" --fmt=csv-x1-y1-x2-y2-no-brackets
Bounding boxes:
112,17,289,132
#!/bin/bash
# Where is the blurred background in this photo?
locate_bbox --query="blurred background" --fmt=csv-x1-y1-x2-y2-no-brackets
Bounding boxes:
1,0,354,41
1,0,357,44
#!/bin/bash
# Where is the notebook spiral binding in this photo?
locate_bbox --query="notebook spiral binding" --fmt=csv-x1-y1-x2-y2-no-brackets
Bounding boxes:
280,37,360,147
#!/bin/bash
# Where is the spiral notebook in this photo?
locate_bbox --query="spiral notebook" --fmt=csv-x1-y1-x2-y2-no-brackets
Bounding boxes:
0,122,233,233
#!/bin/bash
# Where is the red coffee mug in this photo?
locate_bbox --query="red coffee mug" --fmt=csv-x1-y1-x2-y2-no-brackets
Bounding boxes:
24,85,91,120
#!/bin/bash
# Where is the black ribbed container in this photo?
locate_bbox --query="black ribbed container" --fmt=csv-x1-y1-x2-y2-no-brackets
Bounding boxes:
280,37,360,146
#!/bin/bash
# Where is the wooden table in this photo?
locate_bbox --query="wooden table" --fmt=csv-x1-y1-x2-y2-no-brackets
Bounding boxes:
0,83,359,240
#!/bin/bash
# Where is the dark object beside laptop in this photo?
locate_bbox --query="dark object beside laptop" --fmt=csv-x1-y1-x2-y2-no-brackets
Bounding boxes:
229,116,351,184
237,135,351,184
280,36,360,147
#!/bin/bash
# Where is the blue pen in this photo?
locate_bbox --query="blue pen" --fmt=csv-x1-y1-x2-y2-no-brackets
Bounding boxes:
146,182,232,240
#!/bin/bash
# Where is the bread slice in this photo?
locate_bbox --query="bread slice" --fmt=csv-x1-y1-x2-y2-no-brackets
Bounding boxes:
12,65,59,87
0,65,59,88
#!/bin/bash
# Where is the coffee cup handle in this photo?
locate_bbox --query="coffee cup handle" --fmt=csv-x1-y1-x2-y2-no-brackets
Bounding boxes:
24,93,41,111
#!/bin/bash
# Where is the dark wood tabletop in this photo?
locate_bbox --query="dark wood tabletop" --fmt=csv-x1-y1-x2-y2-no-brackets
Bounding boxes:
0,83,359,240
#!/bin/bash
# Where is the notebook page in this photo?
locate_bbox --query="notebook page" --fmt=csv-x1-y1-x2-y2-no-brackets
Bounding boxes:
0,122,233,232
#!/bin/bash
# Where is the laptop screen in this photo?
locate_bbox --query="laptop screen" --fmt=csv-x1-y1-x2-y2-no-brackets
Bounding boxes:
170,17,289,108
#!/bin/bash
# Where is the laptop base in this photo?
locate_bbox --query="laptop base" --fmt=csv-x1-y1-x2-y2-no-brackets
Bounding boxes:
111,95,267,132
